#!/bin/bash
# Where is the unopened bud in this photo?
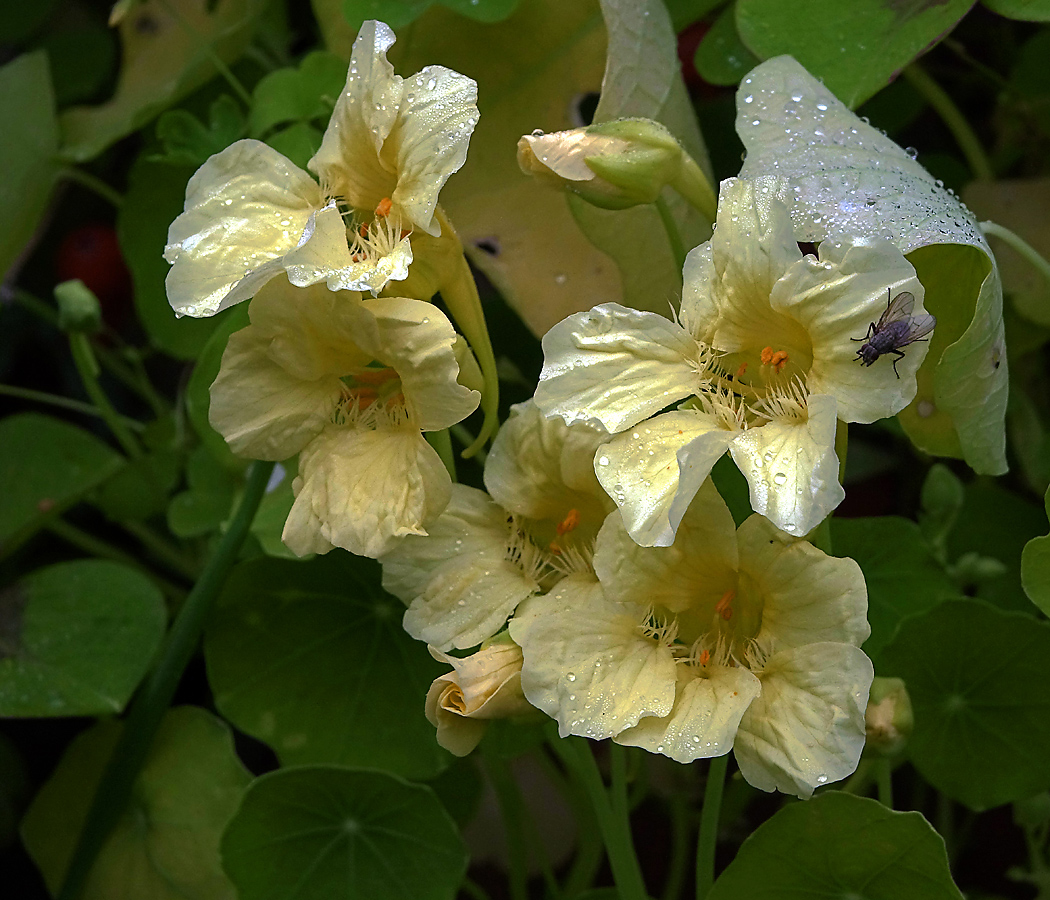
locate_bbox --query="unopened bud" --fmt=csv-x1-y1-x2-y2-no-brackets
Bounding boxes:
518,118,683,210
864,677,913,756
55,280,102,334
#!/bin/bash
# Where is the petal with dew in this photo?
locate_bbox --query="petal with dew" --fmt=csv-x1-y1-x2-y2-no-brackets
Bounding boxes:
616,664,760,763
284,426,451,559
389,485,540,652
509,575,676,740
535,303,701,434
595,409,736,547
729,393,842,536
736,515,869,649
282,203,365,291
734,642,873,799
164,139,323,317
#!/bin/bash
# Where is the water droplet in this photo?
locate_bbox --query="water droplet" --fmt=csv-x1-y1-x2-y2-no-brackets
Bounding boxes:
773,472,787,485
427,77,437,90
597,456,610,466
567,672,576,682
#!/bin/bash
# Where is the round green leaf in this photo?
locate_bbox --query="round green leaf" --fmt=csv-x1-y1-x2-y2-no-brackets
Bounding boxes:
248,51,347,136
221,766,467,900
694,4,759,87
0,560,165,717
204,554,451,778
21,706,250,900
880,599,1050,810
830,517,957,665
1022,484,1050,616
0,413,124,553
708,791,963,899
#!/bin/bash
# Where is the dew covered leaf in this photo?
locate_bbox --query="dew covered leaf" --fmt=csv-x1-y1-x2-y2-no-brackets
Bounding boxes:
737,56,1007,475
221,766,467,900
880,599,1050,810
21,707,249,900
708,791,963,900
735,0,973,109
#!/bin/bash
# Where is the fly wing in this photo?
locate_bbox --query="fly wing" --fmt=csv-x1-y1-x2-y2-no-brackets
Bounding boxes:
879,291,915,327
901,312,937,345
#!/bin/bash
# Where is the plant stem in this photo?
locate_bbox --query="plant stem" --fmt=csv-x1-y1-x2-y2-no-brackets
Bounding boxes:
60,168,124,209
903,64,995,181
68,333,143,461
551,738,648,900
876,758,894,809
655,195,688,275
56,461,274,900
120,520,200,582
425,429,457,482
696,754,729,900
672,154,718,225
980,221,1050,286
0,384,145,430
485,755,532,900
662,796,691,900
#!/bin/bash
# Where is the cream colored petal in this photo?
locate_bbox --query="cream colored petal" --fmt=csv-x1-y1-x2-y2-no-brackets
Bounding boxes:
615,664,760,763
208,326,341,461
425,677,489,757
428,642,529,719
283,426,451,559
535,303,701,433
595,409,736,547
679,241,718,342
388,66,478,236
594,477,739,614
281,477,336,556
387,485,539,651
734,643,873,799
164,139,322,317
509,575,676,740
484,400,611,523
308,20,400,208
773,238,929,423
729,394,843,536
737,514,869,649
357,297,480,432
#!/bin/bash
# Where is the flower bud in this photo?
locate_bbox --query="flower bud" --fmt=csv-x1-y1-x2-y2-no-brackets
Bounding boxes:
54,280,102,334
517,118,684,210
425,637,532,757
864,677,913,756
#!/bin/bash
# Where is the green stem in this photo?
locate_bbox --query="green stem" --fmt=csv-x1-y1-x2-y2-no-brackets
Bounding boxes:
60,168,124,209
671,153,718,225
451,424,487,465
654,195,688,275
538,747,602,897
696,754,728,900
425,429,457,482
0,383,144,430
980,221,1050,286
903,64,995,181
120,520,200,582
485,755,531,900
56,461,274,900
68,333,143,461
842,758,875,796
661,796,690,900
876,758,894,809
461,878,494,900
551,738,648,900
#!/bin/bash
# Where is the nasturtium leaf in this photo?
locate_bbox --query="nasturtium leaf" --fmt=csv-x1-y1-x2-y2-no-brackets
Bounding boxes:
708,791,963,900
59,0,262,162
662,0,725,30
737,56,1008,475
880,599,1050,811
265,120,323,171
982,0,1050,21
830,517,956,666
117,155,227,359
93,447,181,522
153,95,246,168
0,52,59,281
735,0,972,109
221,766,468,900
249,462,299,559
0,560,165,717
41,23,117,106
0,413,124,554
167,445,237,538
1021,484,1050,617
918,463,964,552
21,706,250,900
385,0,622,338
204,554,451,778
694,3,759,87
248,51,346,137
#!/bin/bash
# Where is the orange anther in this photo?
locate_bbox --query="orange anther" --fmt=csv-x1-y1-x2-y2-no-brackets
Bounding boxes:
548,542,562,555
735,362,748,380
556,508,580,536
760,346,775,365
375,197,393,217
359,223,369,238
715,589,735,621
770,350,789,373
698,649,711,667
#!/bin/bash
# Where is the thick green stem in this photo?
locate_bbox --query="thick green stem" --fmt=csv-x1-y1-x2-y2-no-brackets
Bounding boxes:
980,221,1050,286
68,333,143,461
485,755,531,900
876,758,894,809
551,738,648,900
696,754,728,900
903,64,995,182
654,195,688,276
662,796,691,900
56,461,274,900
671,154,718,225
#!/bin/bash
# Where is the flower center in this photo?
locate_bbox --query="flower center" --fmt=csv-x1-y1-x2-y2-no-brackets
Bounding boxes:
335,364,407,427
339,196,411,267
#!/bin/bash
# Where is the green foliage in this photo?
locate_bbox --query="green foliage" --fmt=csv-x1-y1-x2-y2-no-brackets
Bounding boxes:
154,95,246,167
1021,483,1050,615
880,599,1050,810
21,706,250,900
167,446,238,538
982,0,1050,21
693,4,758,87
341,0,521,31
40,22,117,107
708,791,963,899
249,51,346,136
0,560,165,717
221,765,468,900
94,447,181,522
204,553,451,778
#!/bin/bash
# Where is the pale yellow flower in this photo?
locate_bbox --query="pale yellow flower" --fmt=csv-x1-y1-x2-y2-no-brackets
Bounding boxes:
164,20,479,317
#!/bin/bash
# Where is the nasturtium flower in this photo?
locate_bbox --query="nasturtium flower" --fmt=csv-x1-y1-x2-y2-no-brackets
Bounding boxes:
509,480,873,798
535,176,931,543
425,635,533,757
209,276,479,558
381,401,614,651
164,19,479,317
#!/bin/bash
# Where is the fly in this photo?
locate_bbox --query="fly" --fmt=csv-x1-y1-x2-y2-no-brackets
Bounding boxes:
853,290,936,378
